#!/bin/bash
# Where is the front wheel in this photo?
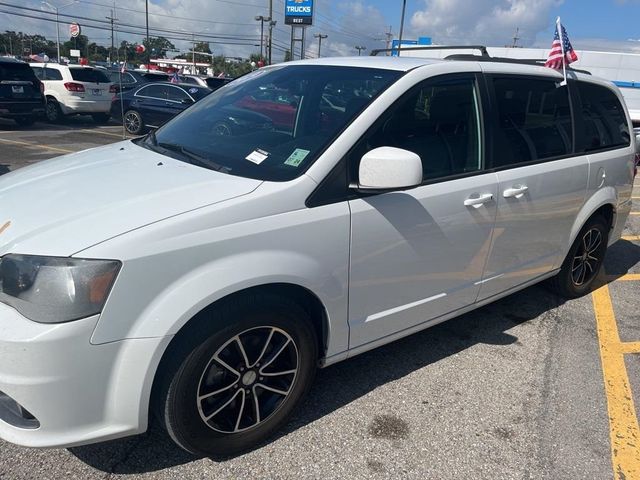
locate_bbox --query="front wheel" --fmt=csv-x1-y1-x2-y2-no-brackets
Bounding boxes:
550,215,609,298
157,295,318,457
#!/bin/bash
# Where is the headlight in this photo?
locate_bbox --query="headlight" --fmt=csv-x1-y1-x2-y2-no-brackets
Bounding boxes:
0,254,121,323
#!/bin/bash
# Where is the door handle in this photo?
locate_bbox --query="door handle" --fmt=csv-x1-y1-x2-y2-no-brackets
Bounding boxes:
503,185,528,199
464,193,493,208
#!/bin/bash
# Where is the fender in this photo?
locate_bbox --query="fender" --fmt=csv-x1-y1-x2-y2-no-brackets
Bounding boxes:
566,186,617,252
90,249,349,357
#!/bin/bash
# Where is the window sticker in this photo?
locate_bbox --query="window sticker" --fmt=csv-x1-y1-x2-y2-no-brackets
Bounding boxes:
284,148,310,167
245,148,270,165
188,87,198,94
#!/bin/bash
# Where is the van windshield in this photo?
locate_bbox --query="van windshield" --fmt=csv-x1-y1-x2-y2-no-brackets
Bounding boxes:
145,65,402,181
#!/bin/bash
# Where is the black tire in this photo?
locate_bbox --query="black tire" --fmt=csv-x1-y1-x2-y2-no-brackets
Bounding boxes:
123,109,144,135
550,215,609,298
14,116,35,127
91,112,111,124
156,294,318,457
45,98,63,123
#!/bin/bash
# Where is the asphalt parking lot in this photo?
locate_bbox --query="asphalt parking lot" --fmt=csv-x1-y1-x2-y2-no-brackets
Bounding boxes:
0,119,639,479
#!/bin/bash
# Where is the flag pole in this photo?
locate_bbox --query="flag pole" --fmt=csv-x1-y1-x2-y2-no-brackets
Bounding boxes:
557,17,567,86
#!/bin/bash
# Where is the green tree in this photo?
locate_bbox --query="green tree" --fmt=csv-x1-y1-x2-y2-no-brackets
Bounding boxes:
144,36,175,58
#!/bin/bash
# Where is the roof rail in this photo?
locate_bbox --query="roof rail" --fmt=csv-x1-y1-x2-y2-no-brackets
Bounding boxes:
370,45,489,57
444,53,592,75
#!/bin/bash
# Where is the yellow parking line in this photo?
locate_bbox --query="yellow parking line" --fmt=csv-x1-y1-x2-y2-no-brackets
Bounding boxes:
0,137,73,154
78,129,126,139
631,212,640,216
622,235,640,242
615,274,640,282
592,285,640,479
620,342,640,354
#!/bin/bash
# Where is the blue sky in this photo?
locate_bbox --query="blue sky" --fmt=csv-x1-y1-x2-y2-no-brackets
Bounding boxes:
4,0,640,60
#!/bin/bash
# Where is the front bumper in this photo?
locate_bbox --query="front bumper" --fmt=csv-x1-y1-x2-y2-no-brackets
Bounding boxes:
0,302,171,448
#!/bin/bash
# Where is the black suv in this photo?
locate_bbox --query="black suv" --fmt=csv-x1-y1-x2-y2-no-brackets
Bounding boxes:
0,58,45,126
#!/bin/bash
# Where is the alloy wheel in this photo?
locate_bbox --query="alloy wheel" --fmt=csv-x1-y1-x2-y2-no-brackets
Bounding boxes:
196,326,299,433
124,111,141,134
570,227,603,286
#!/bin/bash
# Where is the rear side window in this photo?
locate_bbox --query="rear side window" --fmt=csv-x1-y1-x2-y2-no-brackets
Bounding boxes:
70,68,110,83
576,82,630,152
0,63,37,81
491,77,572,168
44,68,63,80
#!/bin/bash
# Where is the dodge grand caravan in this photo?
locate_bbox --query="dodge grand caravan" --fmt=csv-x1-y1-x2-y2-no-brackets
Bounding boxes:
0,56,635,456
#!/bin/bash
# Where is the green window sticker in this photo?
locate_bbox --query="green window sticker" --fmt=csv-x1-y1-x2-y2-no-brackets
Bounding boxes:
284,148,310,167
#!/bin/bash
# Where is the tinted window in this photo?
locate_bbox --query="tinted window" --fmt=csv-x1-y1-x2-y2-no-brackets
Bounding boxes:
492,77,572,167
109,71,135,84
179,76,198,85
70,68,110,83
31,66,44,80
137,84,168,99
166,86,189,102
147,65,401,181
577,82,630,151
44,68,63,80
0,62,37,81
142,72,169,81
350,76,481,181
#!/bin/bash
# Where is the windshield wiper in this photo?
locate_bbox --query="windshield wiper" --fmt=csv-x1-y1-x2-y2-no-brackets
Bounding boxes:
157,142,230,173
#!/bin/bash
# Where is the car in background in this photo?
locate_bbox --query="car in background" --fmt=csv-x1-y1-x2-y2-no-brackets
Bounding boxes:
30,63,114,123
204,76,233,91
107,69,171,93
178,74,209,88
0,57,45,126
111,82,209,134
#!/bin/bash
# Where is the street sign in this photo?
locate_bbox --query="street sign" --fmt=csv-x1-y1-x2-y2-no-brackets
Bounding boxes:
70,49,80,57
284,0,313,25
69,22,81,38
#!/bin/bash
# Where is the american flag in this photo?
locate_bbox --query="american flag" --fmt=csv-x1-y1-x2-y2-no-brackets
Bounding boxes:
545,22,578,70
170,71,180,83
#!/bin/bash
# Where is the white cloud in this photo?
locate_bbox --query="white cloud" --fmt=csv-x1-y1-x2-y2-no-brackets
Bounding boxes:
410,0,564,47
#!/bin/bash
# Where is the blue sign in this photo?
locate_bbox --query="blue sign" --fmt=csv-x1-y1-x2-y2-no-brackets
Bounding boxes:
285,0,314,25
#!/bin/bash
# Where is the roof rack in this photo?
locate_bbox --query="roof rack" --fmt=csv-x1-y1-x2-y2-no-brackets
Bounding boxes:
369,45,592,75
444,53,592,75
370,45,489,57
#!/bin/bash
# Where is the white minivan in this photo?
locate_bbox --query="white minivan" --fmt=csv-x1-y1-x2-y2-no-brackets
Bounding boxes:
0,56,635,456
30,63,114,123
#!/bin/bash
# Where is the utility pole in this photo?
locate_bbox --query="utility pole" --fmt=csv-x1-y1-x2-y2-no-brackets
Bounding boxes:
511,27,520,48
268,0,273,64
385,26,393,55
355,45,366,56
106,10,118,63
314,33,327,58
145,0,150,69
192,33,196,74
398,0,407,56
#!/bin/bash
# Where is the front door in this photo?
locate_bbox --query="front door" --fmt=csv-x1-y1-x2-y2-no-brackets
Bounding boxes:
347,74,498,348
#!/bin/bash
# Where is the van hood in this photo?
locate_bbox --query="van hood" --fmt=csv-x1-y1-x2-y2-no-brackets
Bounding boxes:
0,140,262,257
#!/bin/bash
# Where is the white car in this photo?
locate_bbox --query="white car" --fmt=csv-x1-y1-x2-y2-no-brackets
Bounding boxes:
30,63,114,123
0,56,635,456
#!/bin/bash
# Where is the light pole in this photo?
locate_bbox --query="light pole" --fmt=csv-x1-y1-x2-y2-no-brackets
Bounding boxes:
355,45,366,56
314,33,327,58
41,0,77,63
398,0,407,57
268,20,276,64
255,15,270,60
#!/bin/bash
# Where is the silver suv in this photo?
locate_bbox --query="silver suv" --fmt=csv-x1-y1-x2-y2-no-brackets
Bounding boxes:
0,55,635,456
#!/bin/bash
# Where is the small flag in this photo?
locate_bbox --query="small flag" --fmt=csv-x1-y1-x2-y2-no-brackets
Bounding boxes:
170,71,180,83
120,63,126,73
545,20,578,70
217,71,225,78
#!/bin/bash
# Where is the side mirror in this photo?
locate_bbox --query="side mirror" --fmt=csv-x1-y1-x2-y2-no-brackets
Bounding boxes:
356,147,423,191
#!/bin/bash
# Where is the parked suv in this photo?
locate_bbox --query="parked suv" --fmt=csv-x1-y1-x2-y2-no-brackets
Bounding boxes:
0,58,45,126
30,63,114,123
0,57,635,456
107,69,171,93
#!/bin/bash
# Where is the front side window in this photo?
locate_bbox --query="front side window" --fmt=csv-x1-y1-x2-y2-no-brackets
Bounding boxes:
350,75,482,182
576,82,630,152
166,86,189,102
491,77,572,168
147,65,402,181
